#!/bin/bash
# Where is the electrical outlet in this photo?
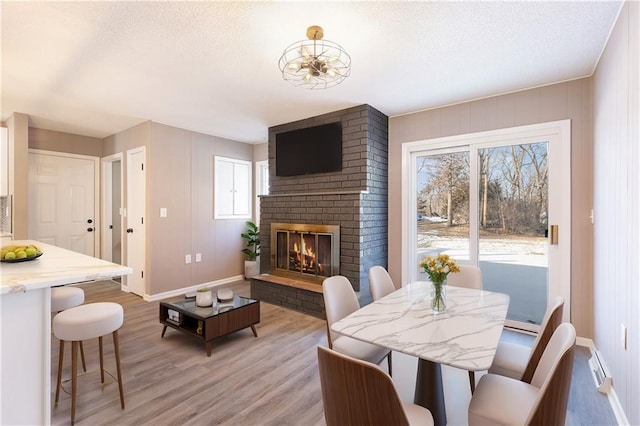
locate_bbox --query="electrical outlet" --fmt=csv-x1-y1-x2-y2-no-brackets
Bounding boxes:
195,253,202,262
160,208,167,218
185,254,192,264
621,323,627,350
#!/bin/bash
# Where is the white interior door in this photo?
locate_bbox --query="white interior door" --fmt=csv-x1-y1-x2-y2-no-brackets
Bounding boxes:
126,147,146,297
102,155,123,264
28,150,98,256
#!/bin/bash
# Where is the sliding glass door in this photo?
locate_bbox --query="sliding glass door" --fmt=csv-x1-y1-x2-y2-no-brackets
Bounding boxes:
405,121,570,331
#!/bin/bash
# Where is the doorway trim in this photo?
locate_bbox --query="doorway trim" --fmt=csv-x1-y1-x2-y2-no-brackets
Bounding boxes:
401,120,571,323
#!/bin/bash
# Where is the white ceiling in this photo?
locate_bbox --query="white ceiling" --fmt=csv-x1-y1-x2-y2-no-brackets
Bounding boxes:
1,1,623,144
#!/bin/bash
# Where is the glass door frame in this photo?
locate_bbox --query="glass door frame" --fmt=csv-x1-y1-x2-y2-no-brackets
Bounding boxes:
401,120,572,328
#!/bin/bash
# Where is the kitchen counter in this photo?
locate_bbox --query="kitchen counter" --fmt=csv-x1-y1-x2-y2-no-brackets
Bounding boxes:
0,240,132,425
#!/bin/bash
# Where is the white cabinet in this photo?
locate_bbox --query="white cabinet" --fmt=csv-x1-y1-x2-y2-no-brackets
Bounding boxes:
214,156,251,219
0,127,7,195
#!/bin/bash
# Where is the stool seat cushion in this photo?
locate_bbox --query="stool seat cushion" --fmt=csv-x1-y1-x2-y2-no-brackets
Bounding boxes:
53,302,123,341
51,286,85,312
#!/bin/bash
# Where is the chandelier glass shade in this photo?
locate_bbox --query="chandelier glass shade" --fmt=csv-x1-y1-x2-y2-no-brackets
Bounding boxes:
278,26,351,90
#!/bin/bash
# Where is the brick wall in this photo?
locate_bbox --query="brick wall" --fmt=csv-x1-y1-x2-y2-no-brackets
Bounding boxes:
260,104,388,303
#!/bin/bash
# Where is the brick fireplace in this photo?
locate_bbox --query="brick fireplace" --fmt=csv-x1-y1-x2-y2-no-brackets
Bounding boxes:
252,104,388,317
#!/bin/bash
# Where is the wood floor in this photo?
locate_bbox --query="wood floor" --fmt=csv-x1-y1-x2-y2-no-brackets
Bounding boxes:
51,280,617,426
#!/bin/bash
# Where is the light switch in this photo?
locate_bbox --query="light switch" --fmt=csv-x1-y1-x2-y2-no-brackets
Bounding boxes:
160,208,167,218
196,253,202,262
185,254,192,264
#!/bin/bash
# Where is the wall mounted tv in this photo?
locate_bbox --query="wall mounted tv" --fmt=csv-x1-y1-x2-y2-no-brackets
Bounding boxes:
275,122,342,177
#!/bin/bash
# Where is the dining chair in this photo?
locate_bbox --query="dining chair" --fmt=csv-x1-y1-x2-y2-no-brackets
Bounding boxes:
468,322,576,426
322,275,393,376
317,345,434,426
369,265,397,301
446,264,482,393
490,296,564,383
446,264,482,290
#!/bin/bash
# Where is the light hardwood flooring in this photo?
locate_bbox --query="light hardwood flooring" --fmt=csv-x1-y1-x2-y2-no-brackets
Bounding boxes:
51,280,617,425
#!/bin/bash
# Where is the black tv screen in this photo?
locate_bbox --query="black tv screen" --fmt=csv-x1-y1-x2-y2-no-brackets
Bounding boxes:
275,122,342,177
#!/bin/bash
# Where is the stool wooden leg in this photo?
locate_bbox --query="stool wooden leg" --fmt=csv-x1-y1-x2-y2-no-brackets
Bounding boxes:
468,371,476,394
71,341,78,425
113,330,125,409
79,341,87,372
99,336,105,384
55,339,65,405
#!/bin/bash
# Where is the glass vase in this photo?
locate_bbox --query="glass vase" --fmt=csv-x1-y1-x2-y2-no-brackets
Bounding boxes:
431,280,447,313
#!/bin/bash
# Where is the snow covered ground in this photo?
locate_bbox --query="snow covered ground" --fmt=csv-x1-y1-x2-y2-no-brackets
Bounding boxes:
417,235,548,324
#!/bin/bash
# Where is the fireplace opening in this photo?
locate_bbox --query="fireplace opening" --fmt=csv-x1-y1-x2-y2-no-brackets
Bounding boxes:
271,223,340,283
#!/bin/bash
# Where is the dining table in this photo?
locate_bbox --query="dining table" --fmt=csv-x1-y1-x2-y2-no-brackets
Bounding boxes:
331,281,510,426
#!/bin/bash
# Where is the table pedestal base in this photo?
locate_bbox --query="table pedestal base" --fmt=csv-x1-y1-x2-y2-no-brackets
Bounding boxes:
414,359,447,426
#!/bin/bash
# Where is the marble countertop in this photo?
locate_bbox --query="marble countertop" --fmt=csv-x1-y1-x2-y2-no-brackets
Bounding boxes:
331,281,510,371
0,240,132,295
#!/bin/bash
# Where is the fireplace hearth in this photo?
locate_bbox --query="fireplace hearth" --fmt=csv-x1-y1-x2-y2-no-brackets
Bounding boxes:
270,223,340,284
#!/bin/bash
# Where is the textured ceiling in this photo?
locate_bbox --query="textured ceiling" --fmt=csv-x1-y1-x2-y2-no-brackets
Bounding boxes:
1,1,623,143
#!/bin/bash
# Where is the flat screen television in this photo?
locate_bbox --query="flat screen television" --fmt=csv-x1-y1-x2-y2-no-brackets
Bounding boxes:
275,122,342,177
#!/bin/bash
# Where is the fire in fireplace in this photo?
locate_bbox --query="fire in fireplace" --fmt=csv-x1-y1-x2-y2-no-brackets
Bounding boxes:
271,223,340,283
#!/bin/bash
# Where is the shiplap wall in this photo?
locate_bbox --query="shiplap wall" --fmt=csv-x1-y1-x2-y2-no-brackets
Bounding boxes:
593,1,639,424
389,79,594,337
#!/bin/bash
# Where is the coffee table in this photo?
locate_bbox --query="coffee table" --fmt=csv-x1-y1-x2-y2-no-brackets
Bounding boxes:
159,295,260,356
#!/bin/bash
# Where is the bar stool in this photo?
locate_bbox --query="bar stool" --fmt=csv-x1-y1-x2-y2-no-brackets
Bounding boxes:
53,302,125,425
51,286,87,372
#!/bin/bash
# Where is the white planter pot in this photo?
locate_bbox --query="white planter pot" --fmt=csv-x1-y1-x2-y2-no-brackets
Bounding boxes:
244,259,260,279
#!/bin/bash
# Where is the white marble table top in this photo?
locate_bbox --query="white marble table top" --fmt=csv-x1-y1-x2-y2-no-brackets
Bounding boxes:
331,281,510,371
0,240,132,295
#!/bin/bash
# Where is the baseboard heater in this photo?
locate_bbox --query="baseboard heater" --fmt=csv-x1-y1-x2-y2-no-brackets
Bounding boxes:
589,349,612,394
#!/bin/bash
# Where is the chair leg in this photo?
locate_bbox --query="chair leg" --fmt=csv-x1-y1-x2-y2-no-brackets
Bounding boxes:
71,341,78,425
79,341,87,372
99,336,104,384
55,339,65,405
468,371,476,394
113,330,125,409
387,352,393,377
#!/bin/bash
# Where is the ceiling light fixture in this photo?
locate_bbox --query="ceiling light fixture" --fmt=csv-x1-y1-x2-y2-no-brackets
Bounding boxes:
278,25,351,90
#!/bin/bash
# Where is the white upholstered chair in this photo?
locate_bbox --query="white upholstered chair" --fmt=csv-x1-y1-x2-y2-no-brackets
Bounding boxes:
322,275,393,376
369,265,397,301
446,264,482,392
490,296,565,383
468,322,576,426
447,264,482,290
318,346,433,426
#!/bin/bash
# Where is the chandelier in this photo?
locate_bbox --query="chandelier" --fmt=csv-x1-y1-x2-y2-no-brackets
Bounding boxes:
278,26,351,90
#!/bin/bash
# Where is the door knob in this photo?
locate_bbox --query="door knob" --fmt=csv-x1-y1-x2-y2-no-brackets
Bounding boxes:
87,219,93,224
127,228,134,233
87,227,94,232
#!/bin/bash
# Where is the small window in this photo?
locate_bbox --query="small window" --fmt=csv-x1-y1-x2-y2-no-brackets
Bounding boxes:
255,160,269,225
214,156,252,219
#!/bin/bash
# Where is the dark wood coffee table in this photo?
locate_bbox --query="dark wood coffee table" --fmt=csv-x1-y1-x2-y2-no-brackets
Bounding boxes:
159,295,260,356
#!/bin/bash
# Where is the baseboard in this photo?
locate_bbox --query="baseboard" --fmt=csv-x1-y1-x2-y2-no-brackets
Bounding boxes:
576,336,594,349
581,337,629,425
609,387,630,425
143,275,245,302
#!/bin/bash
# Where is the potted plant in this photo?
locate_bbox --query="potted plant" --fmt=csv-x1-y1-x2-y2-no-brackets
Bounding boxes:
241,220,261,279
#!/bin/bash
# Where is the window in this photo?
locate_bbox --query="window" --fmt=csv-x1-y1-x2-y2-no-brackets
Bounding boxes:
255,160,269,225
214,156,252,219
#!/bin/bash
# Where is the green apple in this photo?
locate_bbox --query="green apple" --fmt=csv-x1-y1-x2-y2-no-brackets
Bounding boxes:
15,250,27,259
25,247,37,257
4,251,16,260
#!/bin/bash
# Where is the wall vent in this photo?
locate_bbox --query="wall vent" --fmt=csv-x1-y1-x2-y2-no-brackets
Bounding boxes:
589,349,612,394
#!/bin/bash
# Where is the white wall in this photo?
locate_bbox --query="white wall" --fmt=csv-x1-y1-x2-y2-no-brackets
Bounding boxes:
592,1,639,424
